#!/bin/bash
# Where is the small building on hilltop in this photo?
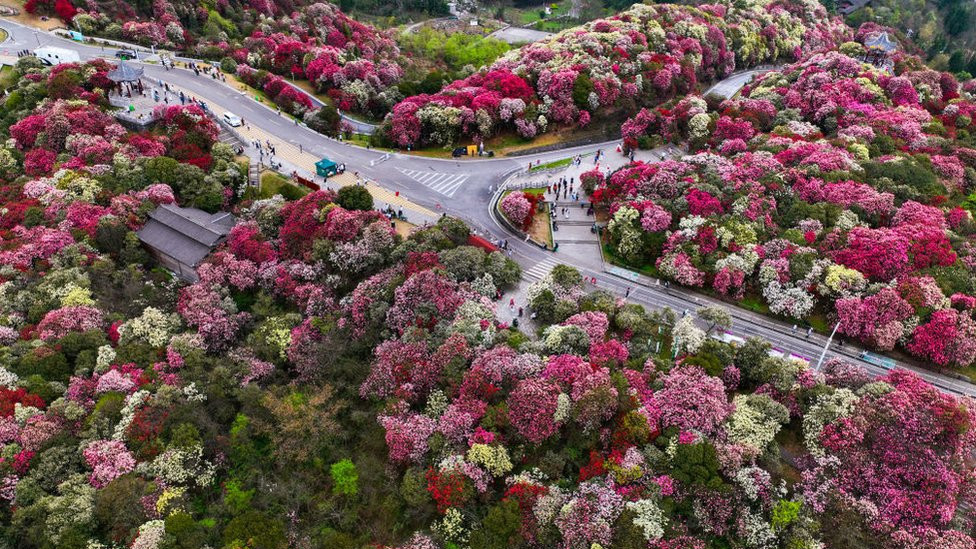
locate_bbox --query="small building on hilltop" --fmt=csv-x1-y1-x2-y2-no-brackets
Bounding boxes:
863,31,898,71
137,203,236,282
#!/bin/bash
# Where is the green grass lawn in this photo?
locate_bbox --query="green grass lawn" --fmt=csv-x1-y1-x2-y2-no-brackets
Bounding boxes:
602,244,660,278
243,171,311,201
514,1,571,25
0,65,15,91
739,294,771,315
530,157,572,172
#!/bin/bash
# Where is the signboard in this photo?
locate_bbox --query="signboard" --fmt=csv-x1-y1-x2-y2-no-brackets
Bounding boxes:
606,265,639,282
860,352,896,369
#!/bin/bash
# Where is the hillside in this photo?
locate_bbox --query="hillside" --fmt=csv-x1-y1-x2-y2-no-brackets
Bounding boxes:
837,0,976,74
0,2,976,549
381,0,850,148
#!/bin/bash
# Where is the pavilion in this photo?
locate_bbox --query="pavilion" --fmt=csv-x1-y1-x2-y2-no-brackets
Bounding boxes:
863,32,898,68
107,59,144,97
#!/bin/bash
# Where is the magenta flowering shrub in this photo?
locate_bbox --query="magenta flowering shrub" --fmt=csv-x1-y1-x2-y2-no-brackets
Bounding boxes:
36,306,104,341
499,191,532,229
652,365,733,436
83,440,136,488
385,0,848,147
508,377,561,443
804,370,973,537
600,47,976,368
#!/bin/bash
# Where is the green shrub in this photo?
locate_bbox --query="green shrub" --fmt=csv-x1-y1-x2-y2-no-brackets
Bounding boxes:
330,459,359,496
336,185,374,211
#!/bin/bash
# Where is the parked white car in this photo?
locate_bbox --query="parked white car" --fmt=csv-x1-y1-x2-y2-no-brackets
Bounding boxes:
223,112,243,127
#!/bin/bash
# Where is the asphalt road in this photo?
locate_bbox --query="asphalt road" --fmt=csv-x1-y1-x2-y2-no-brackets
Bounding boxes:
3,20,974,396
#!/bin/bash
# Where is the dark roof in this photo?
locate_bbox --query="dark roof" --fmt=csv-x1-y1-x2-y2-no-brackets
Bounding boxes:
136,204,236,267
107,60,144,83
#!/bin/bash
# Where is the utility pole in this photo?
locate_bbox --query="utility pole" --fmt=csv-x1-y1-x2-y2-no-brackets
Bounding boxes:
814,321,841,372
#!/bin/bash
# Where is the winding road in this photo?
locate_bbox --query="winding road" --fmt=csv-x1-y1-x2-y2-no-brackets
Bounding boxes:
3,19,974,396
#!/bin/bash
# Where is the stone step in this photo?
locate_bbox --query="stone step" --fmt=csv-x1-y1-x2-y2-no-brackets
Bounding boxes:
552,220,596,226
553,238,602,244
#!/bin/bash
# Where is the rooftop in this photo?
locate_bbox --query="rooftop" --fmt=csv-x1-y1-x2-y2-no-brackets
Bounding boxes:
136,203,235,267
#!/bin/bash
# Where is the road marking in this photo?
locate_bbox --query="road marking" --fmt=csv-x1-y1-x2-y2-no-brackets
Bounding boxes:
369,153,391,166
395,167,468,198
524,257,560,281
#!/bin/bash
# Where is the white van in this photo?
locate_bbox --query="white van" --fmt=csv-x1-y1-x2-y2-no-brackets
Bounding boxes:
223,112,242,127
35,46,81,66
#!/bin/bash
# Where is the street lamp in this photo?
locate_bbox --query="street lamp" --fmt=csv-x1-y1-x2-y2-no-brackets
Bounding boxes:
814,321,841,372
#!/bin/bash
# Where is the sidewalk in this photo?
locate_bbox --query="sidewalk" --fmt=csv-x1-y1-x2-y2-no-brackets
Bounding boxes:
156,81,439,225
507,143,686,268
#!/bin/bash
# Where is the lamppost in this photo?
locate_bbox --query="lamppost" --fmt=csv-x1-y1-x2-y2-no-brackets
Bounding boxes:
814,321,841,372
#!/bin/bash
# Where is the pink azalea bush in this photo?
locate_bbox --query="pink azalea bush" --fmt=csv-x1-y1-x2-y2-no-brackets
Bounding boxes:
599,47,976,368
385,0,847,147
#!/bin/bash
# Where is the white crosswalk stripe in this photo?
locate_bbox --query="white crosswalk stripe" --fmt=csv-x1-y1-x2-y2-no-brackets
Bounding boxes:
523,258,561,281
396,168,469,198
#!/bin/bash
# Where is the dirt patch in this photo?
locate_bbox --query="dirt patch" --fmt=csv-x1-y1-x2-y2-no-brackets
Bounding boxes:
3,3,62,31
526,209,553,248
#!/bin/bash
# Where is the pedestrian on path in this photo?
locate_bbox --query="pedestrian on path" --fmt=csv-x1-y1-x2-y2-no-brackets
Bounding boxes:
625,287,631,297
299,144,303,154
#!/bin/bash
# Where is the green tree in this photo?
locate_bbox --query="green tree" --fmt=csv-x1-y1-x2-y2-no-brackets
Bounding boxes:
223,479,254,515
305,105,340,137
771,499,802,531
669,440,726,490
330,459,359,496
162,511,210,549
469,500,522,549
572,72,595,110
946,4,973,35
336,185,374,211
223,511,287,549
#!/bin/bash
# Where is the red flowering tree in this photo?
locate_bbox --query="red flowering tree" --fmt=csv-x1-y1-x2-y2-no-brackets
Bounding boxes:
804,370,974,536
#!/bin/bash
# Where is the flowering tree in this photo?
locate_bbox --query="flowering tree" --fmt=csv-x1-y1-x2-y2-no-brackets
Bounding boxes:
499,191,533,229
508,378,561,443
653,366,733,436
803,370,974,536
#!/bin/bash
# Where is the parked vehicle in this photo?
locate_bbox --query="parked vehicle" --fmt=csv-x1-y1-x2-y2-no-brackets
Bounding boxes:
222,112,243,127
115,49,137,60
35,46,81,66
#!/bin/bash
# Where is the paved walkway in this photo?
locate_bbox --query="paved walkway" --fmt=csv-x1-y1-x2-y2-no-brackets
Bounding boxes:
156,80,440,225
488,26,553,44
507,143,685,266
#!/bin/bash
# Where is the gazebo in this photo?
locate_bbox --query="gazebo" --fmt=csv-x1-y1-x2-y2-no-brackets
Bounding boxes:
107,60,144,97
863,32,898,66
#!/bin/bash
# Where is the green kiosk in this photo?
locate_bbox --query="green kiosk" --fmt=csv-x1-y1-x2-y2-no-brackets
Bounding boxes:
315,158,339,178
